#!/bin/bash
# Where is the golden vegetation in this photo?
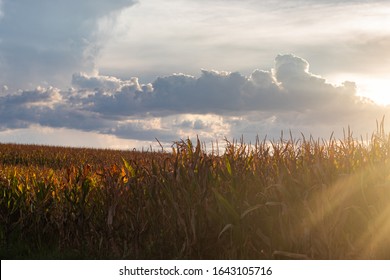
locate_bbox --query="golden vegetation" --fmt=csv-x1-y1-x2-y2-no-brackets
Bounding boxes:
1,121,390,259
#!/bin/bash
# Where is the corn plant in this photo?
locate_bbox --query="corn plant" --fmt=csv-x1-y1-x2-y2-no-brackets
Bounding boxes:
1,119,390,259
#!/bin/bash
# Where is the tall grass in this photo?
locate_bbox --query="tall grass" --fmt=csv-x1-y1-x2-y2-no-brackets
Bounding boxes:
1,121,390,259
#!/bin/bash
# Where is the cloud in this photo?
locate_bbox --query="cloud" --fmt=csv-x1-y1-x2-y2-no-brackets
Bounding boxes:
97,0,390,79
72,72,131,91
75,54,367,118
0,0,3,19
0,0,136,89
1,85,8,93
0,54,388,146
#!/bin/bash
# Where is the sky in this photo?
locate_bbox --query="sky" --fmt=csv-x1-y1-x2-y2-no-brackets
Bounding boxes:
0,0,390,150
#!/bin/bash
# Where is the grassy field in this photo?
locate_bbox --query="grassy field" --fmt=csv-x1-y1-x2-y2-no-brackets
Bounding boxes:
2,122,390,259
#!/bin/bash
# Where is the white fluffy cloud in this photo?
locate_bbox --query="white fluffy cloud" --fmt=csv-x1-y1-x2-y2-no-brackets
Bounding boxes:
72,54,369,118
0,54,388,147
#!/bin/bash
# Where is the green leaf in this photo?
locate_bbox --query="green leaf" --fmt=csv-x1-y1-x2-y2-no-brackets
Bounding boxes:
225,156,232,176
122,157,136,178
212,189,240,224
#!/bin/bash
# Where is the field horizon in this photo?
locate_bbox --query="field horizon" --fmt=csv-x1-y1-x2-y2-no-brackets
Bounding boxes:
2,121,390,259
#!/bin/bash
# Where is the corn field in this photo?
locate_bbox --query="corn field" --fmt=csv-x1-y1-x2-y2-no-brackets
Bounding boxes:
2,122,390,259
